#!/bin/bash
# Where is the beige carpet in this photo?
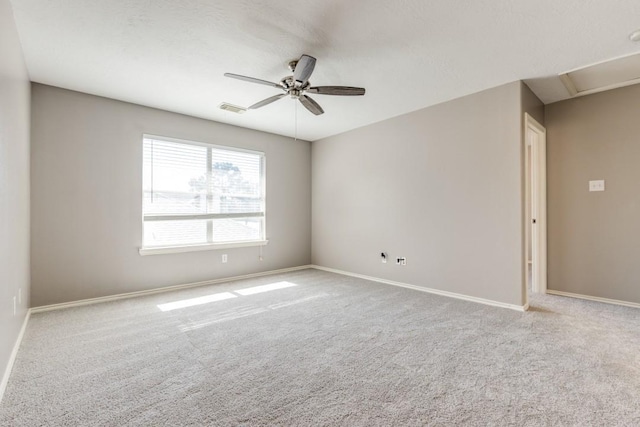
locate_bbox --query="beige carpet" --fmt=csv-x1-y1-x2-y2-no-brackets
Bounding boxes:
1,269,639,426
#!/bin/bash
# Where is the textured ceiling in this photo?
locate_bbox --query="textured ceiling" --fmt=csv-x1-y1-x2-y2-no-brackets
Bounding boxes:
9,0,640,141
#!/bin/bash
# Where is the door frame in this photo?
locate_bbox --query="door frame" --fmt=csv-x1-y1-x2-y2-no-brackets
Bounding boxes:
524,113,547,296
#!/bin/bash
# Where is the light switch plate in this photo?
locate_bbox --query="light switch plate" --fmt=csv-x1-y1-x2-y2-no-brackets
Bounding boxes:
589,180,605,192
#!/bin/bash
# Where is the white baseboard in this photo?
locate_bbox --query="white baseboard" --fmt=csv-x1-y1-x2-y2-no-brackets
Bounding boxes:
0,309,31,404
31,265,313,313
30,264,530,314
310,265,528,312
546,290,640,309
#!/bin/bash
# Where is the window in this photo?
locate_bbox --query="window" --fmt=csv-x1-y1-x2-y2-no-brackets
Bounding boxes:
141,135,265,254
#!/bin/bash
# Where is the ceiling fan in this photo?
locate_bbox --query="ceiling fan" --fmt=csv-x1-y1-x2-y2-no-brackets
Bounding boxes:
224,54,365,116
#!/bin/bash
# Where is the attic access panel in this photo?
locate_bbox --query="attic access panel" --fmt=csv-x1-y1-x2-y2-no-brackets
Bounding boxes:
559,52,640,97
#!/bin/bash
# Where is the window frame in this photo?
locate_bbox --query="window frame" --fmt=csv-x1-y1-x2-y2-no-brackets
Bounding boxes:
139,134,268,256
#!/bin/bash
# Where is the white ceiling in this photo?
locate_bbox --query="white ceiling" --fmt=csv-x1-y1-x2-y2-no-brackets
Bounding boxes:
9,0,640,141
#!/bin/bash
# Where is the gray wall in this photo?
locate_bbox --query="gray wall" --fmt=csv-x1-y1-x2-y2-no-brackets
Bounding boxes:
521,83,545,126
312,81,527,307
0,0,31,386
546,84,640,304
31,84,311,307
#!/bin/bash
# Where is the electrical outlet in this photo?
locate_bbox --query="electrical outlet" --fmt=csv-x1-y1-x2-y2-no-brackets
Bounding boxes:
396,257,407,266
381,252,388,263
589,180,605,192
222,254,228,263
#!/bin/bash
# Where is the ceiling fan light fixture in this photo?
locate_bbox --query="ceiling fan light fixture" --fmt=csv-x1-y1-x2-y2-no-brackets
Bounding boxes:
630,30,640,42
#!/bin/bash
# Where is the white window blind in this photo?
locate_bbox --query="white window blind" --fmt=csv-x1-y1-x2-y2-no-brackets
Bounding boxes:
142,135,265,249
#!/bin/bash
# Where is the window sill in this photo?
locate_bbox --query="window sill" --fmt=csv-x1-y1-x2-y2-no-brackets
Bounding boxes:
139,240,269,256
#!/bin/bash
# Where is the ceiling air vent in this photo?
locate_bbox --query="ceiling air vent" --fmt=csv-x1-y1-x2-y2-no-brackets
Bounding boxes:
218,103,247,114
559,52,640,97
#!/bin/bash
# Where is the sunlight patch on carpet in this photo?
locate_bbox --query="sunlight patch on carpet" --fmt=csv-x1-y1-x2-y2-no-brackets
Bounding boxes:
157,281,298,312
234,281,297,296
157,292,237,312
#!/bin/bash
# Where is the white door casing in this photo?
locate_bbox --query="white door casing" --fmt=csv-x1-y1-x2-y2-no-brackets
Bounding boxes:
525,113,547,295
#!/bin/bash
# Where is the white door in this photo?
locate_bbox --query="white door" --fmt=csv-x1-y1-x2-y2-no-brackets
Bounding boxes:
525,114,547,295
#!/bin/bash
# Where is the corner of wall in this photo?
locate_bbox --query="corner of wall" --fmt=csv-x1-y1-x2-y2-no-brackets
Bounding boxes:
0,0,32,402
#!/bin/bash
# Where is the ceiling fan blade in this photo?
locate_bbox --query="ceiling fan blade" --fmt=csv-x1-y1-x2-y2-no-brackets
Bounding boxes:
299,94,324,115
249,93,286,109
224,73,282,89
307,86,366,96
293,54,316,86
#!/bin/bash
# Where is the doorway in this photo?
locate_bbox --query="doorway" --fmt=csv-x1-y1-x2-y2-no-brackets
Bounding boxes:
525,113,547,299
